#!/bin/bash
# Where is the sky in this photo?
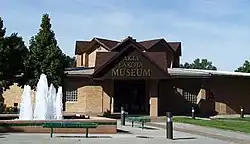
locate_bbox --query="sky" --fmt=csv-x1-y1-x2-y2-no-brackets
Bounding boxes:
1,0,250,71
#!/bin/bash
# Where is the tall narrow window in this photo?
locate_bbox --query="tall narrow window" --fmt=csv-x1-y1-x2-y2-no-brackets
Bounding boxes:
66,88,78,102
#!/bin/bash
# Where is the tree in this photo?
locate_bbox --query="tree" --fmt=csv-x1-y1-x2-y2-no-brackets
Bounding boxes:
62,55,75,68
0,17,28,112
180,58,217,70
25,14,73,89
235,60,250,73
0,17,6,39
0,18,28,90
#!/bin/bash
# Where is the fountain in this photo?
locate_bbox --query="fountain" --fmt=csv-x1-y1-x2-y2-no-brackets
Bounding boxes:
0,73,117,134
19,85,33,120
47,84,56,119
33,74,49,120
19,74,63,120
55,87,63,120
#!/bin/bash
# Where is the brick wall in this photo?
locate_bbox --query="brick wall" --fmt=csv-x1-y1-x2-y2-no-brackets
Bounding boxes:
2,84,23,107
102,80,112,113
64,77,112,115
2,84,36,108
207,76,250,114
4,76,250,116
2,78,112,115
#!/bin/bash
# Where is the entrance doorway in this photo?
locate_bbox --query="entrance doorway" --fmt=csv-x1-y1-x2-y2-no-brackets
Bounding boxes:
114,80,148,114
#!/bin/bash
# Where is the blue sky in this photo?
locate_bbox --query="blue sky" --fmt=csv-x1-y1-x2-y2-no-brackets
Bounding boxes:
1,0,250,71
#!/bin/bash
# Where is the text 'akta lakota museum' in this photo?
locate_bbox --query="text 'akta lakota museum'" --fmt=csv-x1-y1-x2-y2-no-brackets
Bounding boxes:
64,36,250,117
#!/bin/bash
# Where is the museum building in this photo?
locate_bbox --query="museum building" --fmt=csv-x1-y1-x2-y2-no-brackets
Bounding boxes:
64,36,250,117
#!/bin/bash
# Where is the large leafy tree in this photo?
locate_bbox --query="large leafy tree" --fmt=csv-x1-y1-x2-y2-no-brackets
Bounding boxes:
62,55,75,68
235,60,250,73
0,17,28,112
25,14,73,89
0,17,6,39
0,17,28,90
180,58,217,70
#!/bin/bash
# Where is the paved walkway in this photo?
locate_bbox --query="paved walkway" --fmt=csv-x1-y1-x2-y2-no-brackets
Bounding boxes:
147,122,250,144
210,114,250,119
0,121,242,144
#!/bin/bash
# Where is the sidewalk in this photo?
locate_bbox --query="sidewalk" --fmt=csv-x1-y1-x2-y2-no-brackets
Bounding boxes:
117,120,234,144
0,121,238,144
147,122,250,144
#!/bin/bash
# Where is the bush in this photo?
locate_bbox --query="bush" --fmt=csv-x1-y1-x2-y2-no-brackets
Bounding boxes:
4,106,19,114
103,110,111,117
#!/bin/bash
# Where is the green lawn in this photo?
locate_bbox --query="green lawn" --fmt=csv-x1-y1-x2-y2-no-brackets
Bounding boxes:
173,116,250,133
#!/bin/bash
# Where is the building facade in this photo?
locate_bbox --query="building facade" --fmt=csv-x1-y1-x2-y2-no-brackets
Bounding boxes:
3,36,250,117
64,36,250,117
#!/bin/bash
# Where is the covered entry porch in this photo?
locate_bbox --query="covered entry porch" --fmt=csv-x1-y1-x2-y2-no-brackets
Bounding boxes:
104,79,160,117
92,40,169,117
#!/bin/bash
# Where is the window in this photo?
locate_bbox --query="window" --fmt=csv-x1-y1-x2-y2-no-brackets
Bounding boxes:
66,88,78,102
183,91,197,104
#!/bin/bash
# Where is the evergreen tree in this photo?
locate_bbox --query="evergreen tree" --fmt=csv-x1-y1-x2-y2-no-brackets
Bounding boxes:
180,58,217,70
25,14,70,89
0,17,6,89
235,60,250,73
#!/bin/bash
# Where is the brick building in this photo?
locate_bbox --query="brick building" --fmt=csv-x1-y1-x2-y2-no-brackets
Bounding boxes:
64,36,250,117
3,36,250,117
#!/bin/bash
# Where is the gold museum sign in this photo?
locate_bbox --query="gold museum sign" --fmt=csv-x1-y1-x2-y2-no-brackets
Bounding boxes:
111,56,151,77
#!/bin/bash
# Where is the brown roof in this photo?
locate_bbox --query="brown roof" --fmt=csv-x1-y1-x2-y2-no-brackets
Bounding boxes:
168,42,181,51
139,39,162,49
75,37,182,56
75,38,119,54
168,42,181,56
93,39,169,78
144,52,167,71
75,41,90,54
111,36,146,51
95,38,119,49
100,37,167,70
140,39,182,56
95,52,118,71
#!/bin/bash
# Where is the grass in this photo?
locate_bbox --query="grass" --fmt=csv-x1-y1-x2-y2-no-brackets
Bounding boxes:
173,116,250,133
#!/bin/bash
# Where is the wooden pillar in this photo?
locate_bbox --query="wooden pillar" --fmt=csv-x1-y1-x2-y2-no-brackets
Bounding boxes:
150,80,159,117
145,80,150,114
111,80,114,113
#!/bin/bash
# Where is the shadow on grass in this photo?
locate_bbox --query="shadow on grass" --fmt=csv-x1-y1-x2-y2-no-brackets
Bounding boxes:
57,135,112,138
173,137,196,140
